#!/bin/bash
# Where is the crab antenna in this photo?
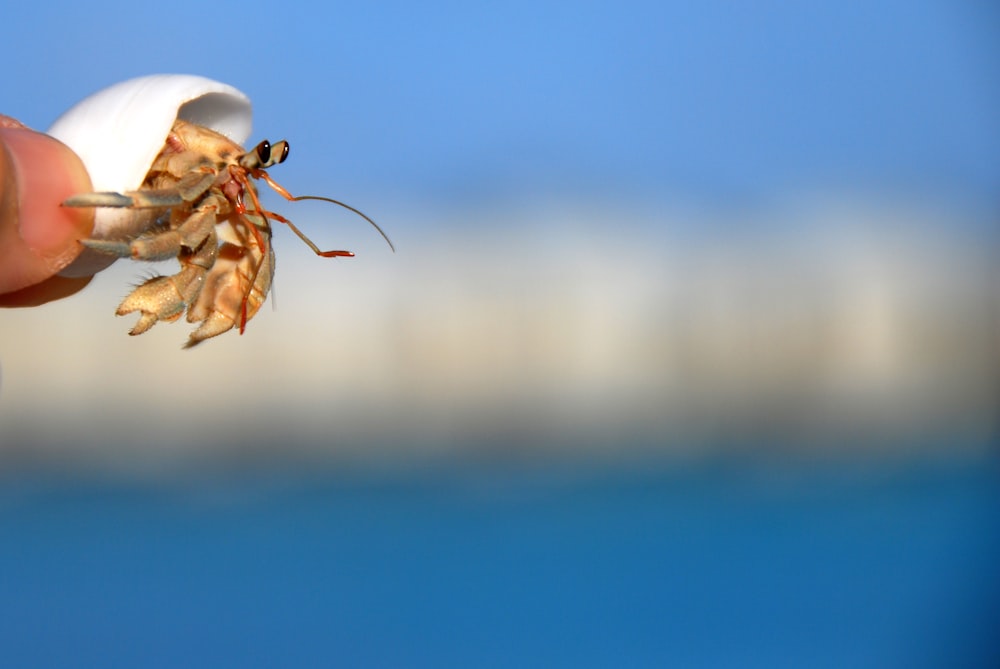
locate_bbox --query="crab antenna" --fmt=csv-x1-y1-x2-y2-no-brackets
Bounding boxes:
253,169,395,252
290,195,395,253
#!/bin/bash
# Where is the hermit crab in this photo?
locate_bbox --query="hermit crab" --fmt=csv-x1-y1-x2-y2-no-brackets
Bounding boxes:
49,74,391,348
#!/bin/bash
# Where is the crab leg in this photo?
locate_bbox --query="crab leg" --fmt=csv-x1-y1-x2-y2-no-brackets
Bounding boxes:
63,170,218,210
80,197,222,261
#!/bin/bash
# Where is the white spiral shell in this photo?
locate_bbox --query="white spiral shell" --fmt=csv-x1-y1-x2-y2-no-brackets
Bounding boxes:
49,74,254,277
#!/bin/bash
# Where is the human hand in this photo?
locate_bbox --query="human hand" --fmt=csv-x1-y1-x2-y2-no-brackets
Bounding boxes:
0,115,94,307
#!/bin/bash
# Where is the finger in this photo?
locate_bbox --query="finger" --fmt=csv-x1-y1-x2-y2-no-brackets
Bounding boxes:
0,122,94,297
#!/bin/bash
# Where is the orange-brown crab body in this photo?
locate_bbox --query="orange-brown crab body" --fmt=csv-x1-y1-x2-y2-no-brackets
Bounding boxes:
69,120,308,347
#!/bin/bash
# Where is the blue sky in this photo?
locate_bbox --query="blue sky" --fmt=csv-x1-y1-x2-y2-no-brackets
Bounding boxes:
5,1,998,209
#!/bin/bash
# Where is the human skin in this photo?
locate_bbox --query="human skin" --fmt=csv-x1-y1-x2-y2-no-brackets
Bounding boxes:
0,114,94,306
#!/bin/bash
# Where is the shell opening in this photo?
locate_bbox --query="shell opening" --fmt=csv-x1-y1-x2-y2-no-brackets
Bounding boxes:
177,93,252,144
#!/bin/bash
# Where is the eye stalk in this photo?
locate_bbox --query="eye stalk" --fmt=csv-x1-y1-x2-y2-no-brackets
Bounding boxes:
239,139,289,169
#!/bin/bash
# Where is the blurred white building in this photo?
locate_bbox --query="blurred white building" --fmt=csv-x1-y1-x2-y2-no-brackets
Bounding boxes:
0,197,996,466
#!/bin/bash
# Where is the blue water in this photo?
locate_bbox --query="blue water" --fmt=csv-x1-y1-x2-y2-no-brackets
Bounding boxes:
1,454,998,668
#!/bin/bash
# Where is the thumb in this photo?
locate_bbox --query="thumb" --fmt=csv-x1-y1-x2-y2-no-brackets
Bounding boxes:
0,116,95,306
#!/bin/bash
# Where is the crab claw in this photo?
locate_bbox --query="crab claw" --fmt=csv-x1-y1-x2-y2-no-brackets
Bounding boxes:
116,275,188,334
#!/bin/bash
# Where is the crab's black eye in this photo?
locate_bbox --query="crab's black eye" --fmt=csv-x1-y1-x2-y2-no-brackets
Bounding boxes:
256,140,271,165
278,141,289,164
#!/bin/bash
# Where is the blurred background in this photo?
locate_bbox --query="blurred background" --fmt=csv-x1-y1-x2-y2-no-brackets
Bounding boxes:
2,1,999,667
